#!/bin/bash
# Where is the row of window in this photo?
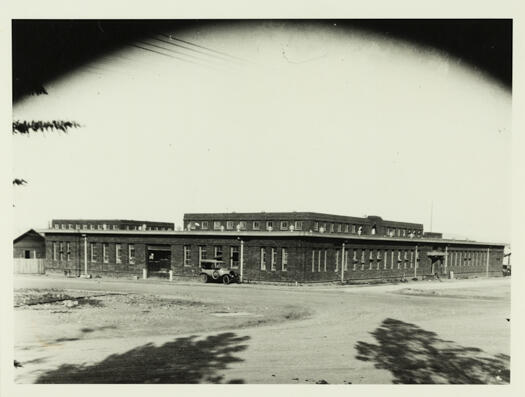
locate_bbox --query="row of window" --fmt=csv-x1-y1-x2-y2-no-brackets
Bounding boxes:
310,248,419,272
194,220,304,231
448,250,487,267
51,242,136,264
307,248,490,272
185,245,241,268
53,223,172,231
259,247,288,271
191,220,420,237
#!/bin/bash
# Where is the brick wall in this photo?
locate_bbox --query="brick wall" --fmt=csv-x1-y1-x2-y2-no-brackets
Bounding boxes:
40,232,505,282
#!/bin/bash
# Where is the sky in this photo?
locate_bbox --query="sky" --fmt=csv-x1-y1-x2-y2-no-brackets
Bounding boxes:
12,21,511,243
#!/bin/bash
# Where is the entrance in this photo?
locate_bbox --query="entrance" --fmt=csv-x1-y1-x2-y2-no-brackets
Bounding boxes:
430,257,444,275
147,245,171,278
427,250,446,277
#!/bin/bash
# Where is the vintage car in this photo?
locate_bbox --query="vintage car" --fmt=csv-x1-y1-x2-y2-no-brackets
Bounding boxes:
199,259,240,284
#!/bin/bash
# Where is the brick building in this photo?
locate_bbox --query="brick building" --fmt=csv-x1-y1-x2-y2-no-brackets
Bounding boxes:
14,212,505,283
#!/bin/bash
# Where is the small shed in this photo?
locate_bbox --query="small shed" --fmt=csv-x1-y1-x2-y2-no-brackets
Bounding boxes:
13,229,46,259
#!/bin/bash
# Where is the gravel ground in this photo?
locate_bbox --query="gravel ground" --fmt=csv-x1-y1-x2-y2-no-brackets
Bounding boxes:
12,275,511,384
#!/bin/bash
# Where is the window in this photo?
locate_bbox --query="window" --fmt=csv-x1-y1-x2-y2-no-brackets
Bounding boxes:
24,250,31,259
90,224,95,230
90,243,96,262
337,224,342,233
353,249,357,271
352,225,356,233
52,242,57,260
183,245,191,266
314,222,319,231
344,249,349,271
335,249,340,272
239,221,247,230
116,244,122,264
199,246,207,265
266,221,273,230
280,221,289,230
384,249,388,269
213,221,221,230
54,224,59,229
230,246,239,268
271,248,277,271
260,248,266,270
97,224,103,230
202,221,209,230
344,224,349,233
391,250,394,269
253,221,260,230
75,224,80,230
361,249,365,270
59,242,64,261
294,221,303,231
226,221,234,230
213,246,223,260
129,244,135,264
282,248,288,271
369,250,374,270
410,251,414,268
318,250,322,272
323,249,327,272
330,224,335,233
312,250,315,272
61,224,66,230
103,243,109,263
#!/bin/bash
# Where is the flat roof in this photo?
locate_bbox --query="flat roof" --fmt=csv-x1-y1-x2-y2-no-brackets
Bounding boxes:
39,229,505,247
183,211,423,227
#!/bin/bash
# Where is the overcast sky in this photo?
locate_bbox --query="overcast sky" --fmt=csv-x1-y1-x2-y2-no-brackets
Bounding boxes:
12,21,511,243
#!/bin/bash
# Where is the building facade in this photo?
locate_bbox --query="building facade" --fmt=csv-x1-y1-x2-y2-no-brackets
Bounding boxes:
50,219,174,232
183,212,424,238
15,211,504,283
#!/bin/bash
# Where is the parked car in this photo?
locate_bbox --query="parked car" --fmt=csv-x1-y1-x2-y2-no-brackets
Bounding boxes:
199,259,240,284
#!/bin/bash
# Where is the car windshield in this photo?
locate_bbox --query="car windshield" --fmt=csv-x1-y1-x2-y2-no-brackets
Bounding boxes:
202,261,225,269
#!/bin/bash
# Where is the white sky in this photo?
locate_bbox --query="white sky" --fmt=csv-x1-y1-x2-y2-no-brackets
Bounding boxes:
12,21,511,243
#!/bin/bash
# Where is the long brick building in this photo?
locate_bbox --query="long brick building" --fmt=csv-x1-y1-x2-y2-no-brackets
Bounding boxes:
13,212,505,283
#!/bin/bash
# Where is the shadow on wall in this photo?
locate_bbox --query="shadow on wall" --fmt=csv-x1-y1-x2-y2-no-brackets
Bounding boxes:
355,318,509,384
36,332,249,384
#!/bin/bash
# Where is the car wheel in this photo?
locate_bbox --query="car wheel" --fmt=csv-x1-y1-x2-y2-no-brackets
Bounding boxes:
222,274,231,285
200,274,209,283
212,270,220,280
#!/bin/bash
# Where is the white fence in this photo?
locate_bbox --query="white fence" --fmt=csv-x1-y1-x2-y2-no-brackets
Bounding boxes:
14,258,45,274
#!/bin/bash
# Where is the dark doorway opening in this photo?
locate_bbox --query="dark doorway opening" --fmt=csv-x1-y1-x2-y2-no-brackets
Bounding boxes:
147,245,171,278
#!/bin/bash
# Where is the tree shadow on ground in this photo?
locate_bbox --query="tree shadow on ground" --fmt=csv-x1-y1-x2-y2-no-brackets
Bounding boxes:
355,318,509,384
36,332,249,384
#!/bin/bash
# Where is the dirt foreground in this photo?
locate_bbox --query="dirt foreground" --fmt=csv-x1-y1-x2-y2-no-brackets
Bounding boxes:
12,275,510,384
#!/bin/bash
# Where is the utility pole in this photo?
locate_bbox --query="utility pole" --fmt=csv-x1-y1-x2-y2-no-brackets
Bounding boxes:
82,234,88,276
240,239,244,283
414,245,418,279
341,242,345,284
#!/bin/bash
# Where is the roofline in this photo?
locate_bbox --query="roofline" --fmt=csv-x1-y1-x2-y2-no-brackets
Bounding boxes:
13,228,46,243
183,212,423,227
51,219,174,225
39,229,505,247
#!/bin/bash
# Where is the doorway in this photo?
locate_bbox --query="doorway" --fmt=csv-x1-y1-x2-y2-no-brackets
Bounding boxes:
146,245,171,278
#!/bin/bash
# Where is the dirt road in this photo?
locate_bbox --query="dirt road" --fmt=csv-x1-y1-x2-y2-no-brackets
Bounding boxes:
13,275,510,384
